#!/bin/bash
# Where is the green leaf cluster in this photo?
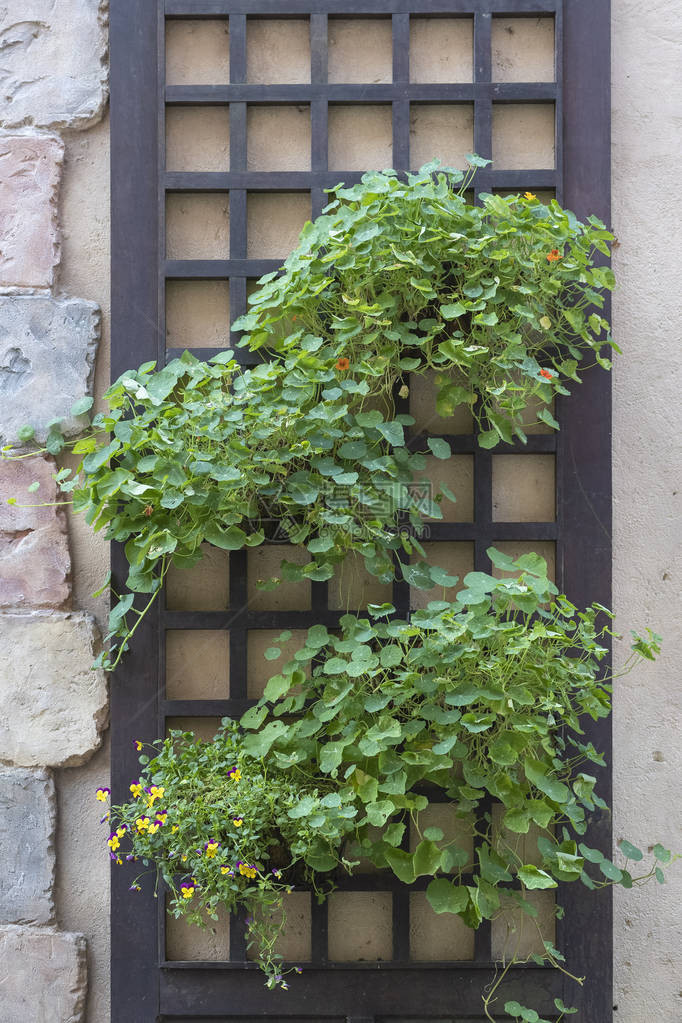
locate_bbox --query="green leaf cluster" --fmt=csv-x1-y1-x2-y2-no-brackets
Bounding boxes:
107,553,669,992
234,162,616,447
2,160,618,667
109,720,360,988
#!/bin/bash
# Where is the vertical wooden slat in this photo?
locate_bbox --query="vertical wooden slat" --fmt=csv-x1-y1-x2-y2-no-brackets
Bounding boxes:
110,1,161,1019
311,896,329,965
558,2,612,1019
392,13,410,171
392,889,410,962
473,8,493,198
229,11,248,365
553,2,564,205
311,12,330,215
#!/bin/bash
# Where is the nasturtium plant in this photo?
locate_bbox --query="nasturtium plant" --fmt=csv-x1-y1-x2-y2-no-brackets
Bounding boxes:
234,159,617,449
35,348,453,667
2,159,617,667
103,551,671,1009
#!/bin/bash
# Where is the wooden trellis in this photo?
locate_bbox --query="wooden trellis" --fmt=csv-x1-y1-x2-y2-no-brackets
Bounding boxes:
110,2,612,1020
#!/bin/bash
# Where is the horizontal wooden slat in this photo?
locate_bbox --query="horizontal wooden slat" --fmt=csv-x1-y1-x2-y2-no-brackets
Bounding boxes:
160,964,561,1016
166,0,560,16
165,258,281,277
165,82,557,103
164,169,558,191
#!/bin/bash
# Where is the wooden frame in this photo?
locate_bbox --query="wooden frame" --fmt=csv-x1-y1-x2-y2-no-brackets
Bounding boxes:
110,2,612,1019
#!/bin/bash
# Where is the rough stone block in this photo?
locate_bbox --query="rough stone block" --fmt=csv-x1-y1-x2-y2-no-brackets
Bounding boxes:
0,768,55,925
0,131,63,289
0,295,99,446
0,926,86,1022
0,611,108,767
0,2,108,130
0,455,71,609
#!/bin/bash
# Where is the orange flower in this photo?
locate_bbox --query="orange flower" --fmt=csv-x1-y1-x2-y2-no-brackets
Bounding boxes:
539,368,553,380
335,357,350,371
546,249,560,262
143,505,154,517
524,191,537,200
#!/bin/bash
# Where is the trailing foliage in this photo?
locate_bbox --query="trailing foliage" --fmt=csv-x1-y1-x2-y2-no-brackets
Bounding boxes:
105,551,667,997
3,160,616,668
38,348,455,667
6,158,668,1018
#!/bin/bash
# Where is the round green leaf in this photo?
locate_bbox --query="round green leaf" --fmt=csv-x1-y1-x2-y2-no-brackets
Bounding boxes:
427,437,451,460
425,878,469,915
70,396,94,416
618,839,643,862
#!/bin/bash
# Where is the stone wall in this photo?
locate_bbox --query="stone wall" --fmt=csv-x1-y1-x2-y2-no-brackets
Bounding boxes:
0,3,679,1021
0,3,109,1021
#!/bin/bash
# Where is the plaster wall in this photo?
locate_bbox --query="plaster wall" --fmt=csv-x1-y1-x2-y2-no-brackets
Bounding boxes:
611,2,682,1020
56,117,111,1023
28,7,681,1021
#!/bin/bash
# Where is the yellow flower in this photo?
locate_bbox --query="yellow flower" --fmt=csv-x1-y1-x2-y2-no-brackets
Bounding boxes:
148,822,160,835
115,827,128,839
171,825,179,833
95,787,110,802
232,818,243,828
181,854,187,862
220,865,233,875
108,835,120,851
180,884,195,899
227,768,242,783
134,740,143,752
146,784,165,808
129,783,143,798
524,191,537,200
205,841,219,858
135,816,150,833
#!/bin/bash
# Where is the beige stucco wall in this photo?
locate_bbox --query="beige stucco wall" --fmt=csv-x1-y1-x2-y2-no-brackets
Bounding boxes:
56,117,111,1023
611,3,682,1020
44,8,682,1021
